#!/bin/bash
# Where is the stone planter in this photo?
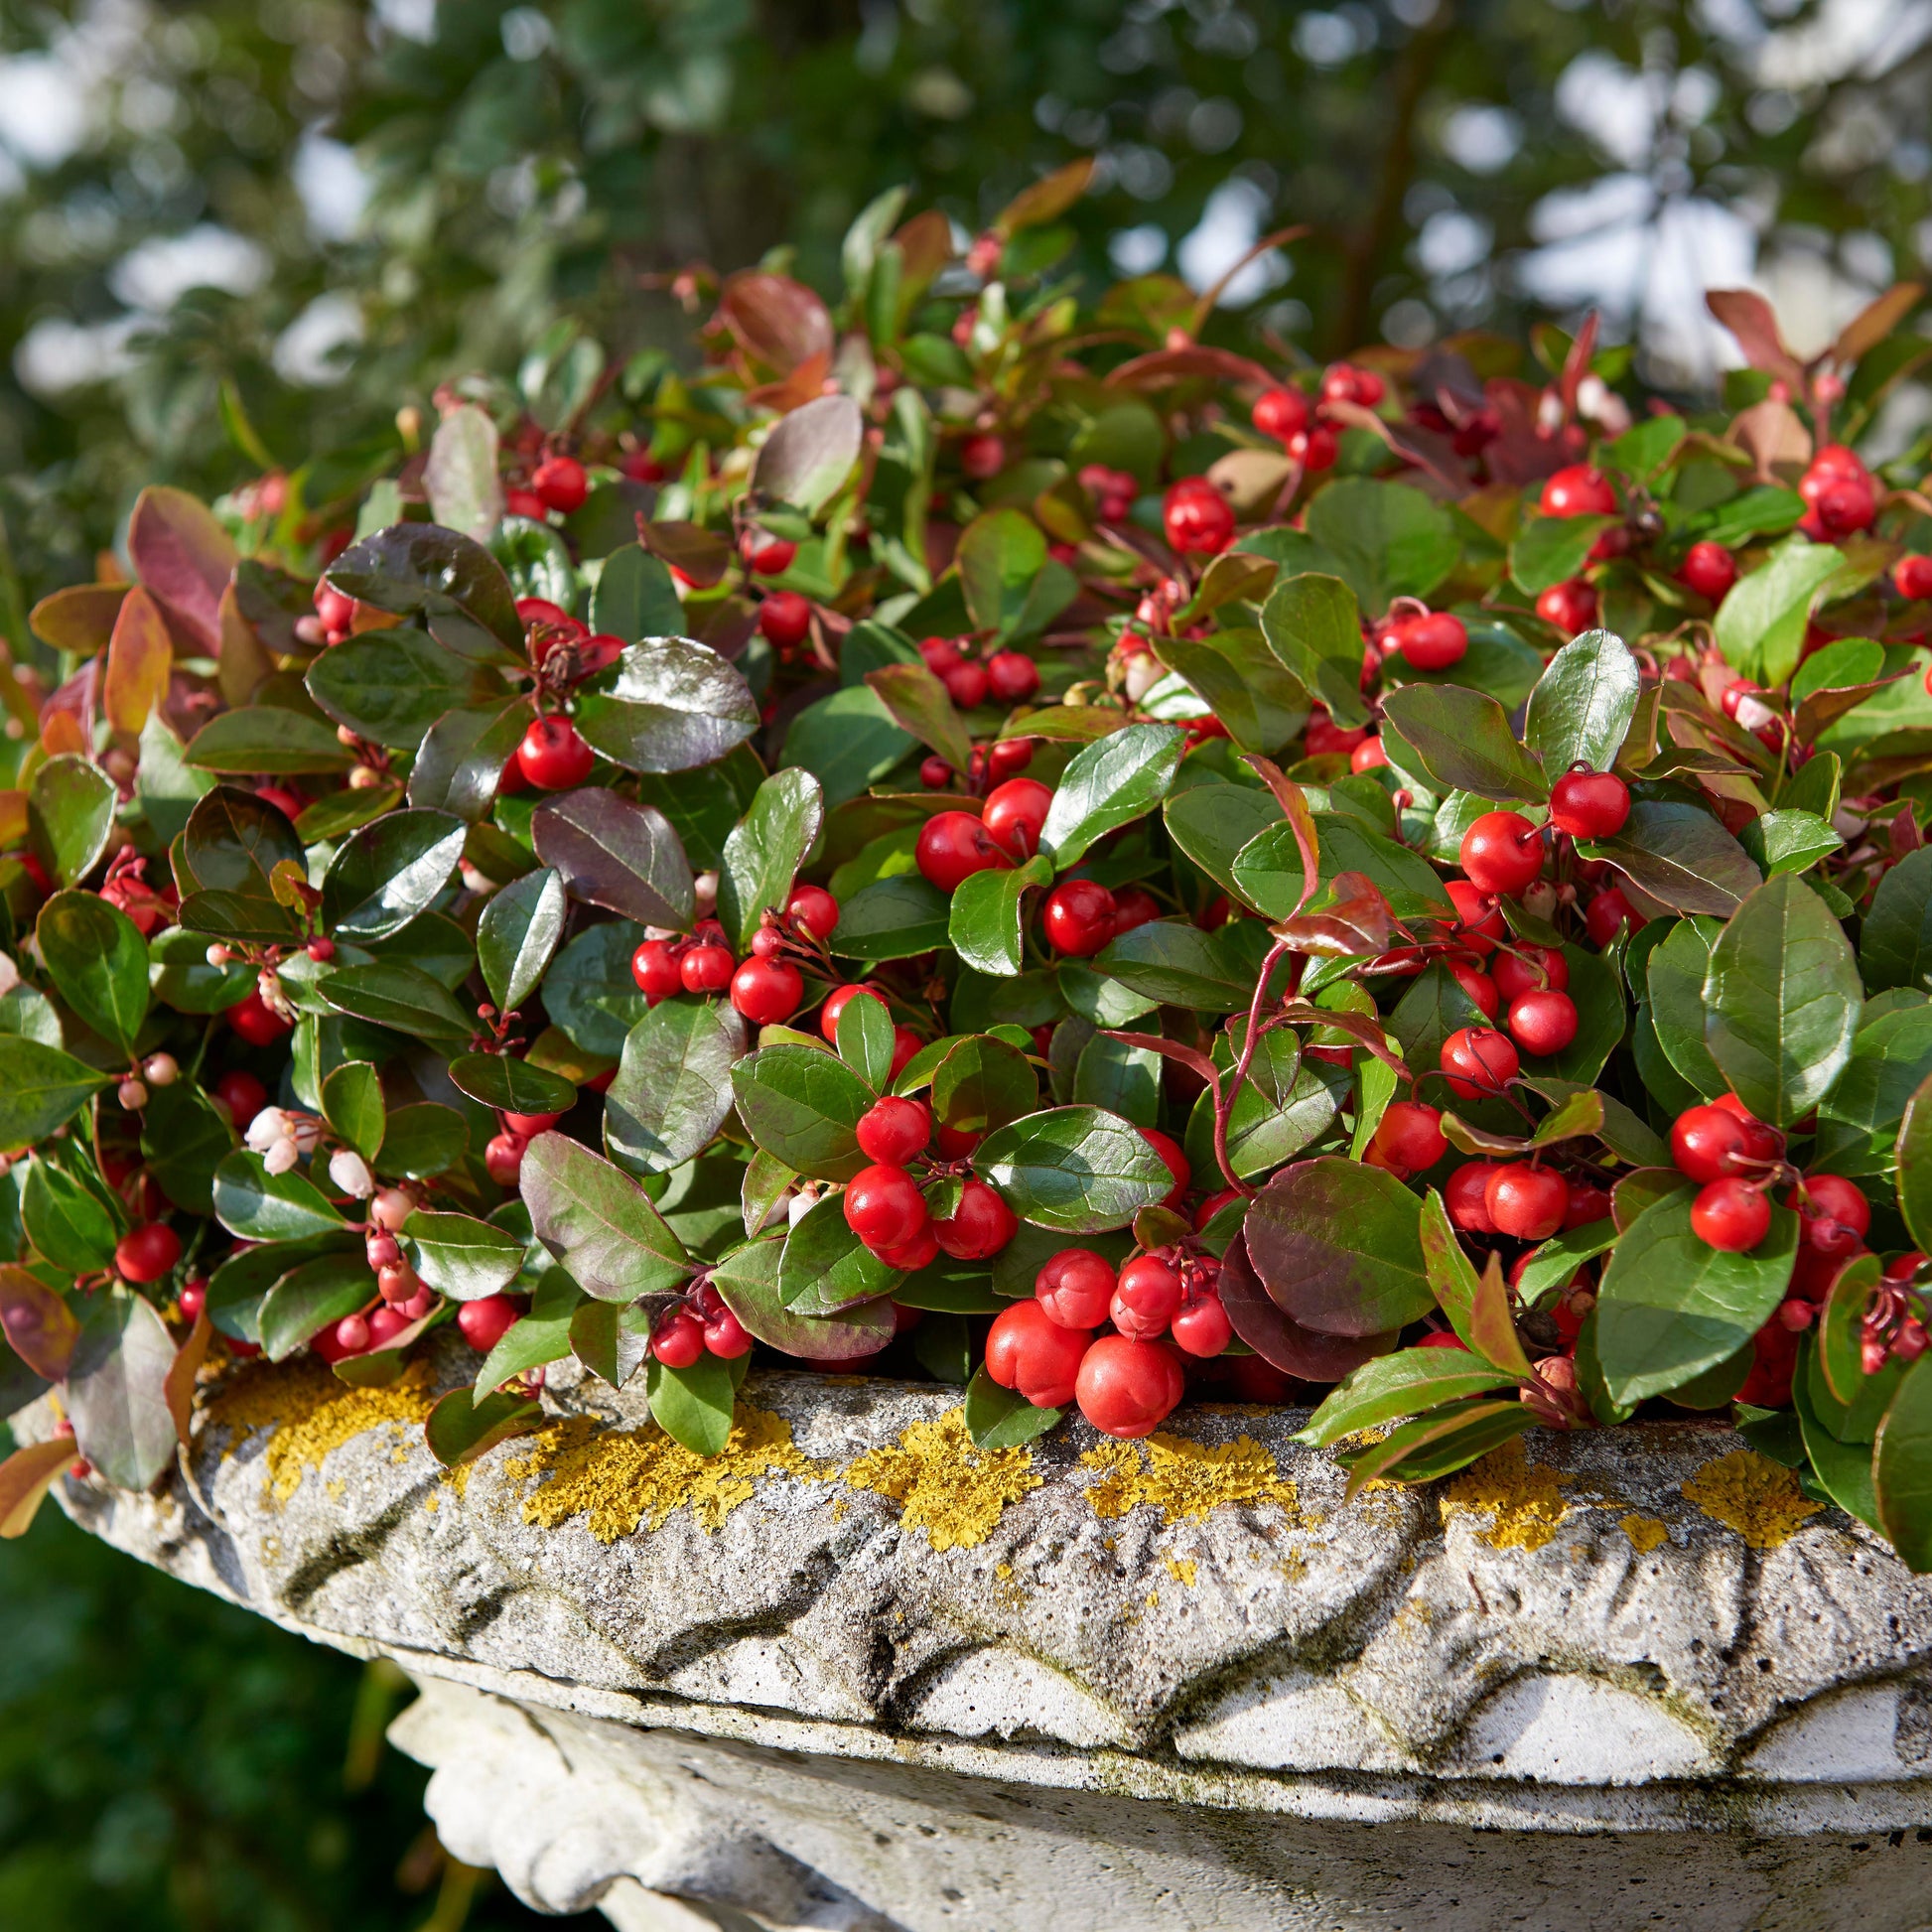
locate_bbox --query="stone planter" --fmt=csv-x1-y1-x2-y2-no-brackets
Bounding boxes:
32,1332,1932,1931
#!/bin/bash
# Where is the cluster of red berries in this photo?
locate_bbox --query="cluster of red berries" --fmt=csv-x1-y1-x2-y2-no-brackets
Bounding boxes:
842,1095,1019,1271
630,888,845,1030
1796,443,1877,540
983,1240,1231,1437
1374,603,1468,673
483,1105,565,1188
1249,362,1386,477
638,1279,754,1369
505,454,590,522
919,738,1035,792
1079,465,1139,522
916,634,1041,710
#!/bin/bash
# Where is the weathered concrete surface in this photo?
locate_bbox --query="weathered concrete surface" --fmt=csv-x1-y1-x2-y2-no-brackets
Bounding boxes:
34,1331,1932,1930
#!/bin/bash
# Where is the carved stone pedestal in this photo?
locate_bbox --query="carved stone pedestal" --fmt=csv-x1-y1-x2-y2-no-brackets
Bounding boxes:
38,1335,1932,1930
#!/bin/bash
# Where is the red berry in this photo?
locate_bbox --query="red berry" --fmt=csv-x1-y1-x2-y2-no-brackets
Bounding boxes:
1163,479,1235,556
786,884,840,939
890,1027,922,1080
503,1110,562,1138
1536,579,1598,633
1171,1294,1232,1358
1447,1161,1500,1233
315,585,356,631
212,1069,269,1129
1506,988,1579,1057
680,943,736,995
256,785,305,822
1374,1101,1447,1172
1447,958,1499,1021
458,1295,522,1353
759,591,813,650
1671,1103,1752,1183
820,983,890,1043
986,1300,1092,1409
960,433,1007,481
1075,1335,1185,1438
1680,542,1737,600
730,958,804,1026
1141,1127,1190,1209
982,778,1052,859
1252,387,1311,441
1692,1178,1770,1252
1548,768,1630,842
742,532,797,576
1810,475,1875,536
631,940,681,1004
1445,879,1506,956
933,1177,1017,1260
1305,717,1368,757
1350,737,1389,772
1459,810,1544,897
1895,554,1932,602
178,1279,207,1323
703,1307,754,1358
915,811,1011,893
1288,424,1338,472
1484,1165,1569,1241
844,1164,929,1253
1035,1250,1118,1329
876,1224,940,1272
986,650,1040,702
918,635,963,674
857,1096,931,1167
1111,888,1161,936
1794,1173,1871,1254
1585,886,1642,947
367,1306,411,1347
532,455,589,513
516,596,573,631
505,489,546,520
943,660,990,709
1491,946,1568,1004
518,716,594,789
1111,1254,1183,1338
1042,880,1117,957
651,1309,706,1369
919,755,954,789
1564,1183,1611,1229
228,992,292,1045
1390,612,1467,671
115,1223,181,1284
484,1132,525,1186
1541,466,1617,517
1440,1027,1519,1099
988,739,1034,781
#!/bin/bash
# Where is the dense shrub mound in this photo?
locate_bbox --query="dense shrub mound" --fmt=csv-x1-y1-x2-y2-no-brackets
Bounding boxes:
5,173,1932,1570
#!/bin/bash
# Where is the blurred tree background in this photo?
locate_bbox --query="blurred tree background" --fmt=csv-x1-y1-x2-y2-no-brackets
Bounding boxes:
3,1,1932,1923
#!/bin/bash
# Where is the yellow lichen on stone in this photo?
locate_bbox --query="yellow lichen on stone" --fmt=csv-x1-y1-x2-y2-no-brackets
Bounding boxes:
1619,1512,1668,1554
1682,1449,1823,1550
506,1406,821,1544
202,1358,439,1505
1164,1554,1197,1587
843,1408,1040,1553
1080,1433,1298,1524
1440,1439,1570,1551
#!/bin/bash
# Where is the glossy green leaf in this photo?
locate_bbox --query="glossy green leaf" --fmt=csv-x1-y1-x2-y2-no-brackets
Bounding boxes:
1296,1347,1520,1446
1260,572,1368,727
1510,513,1614,595
590,544,685,643
326,522,522,663
305,627,500,748
971,1105,1171,1231
963,1365,1062,1448
1157,627,1308,756
1379,683,1548,802
0,1038,112,1151
708,1233,897,1360
753,391,865,515
932,1035,1037,1134
1794,1341,1882,1532
779,1194,900,1311
541,920,651,1057
717,768,825,951
1039,723,1185,867
865,664,974,777
950,853,1051,977
1580,800,1762,916
478,867,568,1014
371,1103,469,1179
184,707,360,775
1163,782,1282,899
1704,872,1862,1126
320,1061,385,1161
320,963,472,1040
139,1082,233,1215
22,1159,119,1273
211,1150,347,1241
530,788,694,929
1896,1067,1932,1255
1302,477,1457,615
518,1129,689,1302
1094,916,1272,1012
181,784,304,897
646,1353,738,1457
1243,1157,1433,1337
834,987,895,1091
257,1254,371,1362
66,1290,179,1487
29,757,117,887
606,998,747,1175
36,891,149,1052
406,697,530,822
1716,535,1846,686
426,1386,543,1467
1861,847,1932,994
321,809,466,941
1594,1188,1797,1404
1738,809,1841,879
782,686,917,809
448,1051,577,1116
730,1042,874,1180
1523,628,1640,778
828,875,951,960
403,1209,525,1301
574,635,759,772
